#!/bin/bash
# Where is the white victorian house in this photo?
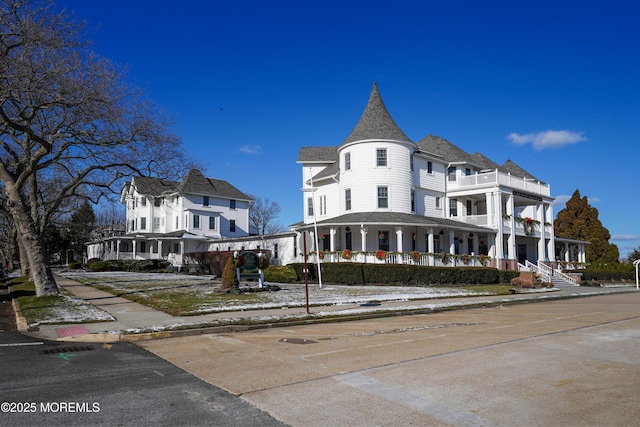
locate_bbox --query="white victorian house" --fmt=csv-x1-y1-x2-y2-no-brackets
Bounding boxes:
292,83,586,274
87,169,253,266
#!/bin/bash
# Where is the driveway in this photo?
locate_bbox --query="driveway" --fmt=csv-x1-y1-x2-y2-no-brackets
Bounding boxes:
139,292,640,426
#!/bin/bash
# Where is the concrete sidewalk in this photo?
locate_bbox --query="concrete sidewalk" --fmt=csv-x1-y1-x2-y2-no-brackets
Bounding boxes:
25,275,638,343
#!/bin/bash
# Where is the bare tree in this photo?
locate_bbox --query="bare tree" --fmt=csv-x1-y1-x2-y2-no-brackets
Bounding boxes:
248,194,284,236
0,0,198,295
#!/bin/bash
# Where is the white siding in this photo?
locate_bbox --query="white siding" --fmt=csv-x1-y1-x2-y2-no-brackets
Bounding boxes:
339,140,413,214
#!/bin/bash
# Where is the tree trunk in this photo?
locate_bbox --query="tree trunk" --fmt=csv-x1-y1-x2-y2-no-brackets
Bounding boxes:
4,185,58,296
17,234,29,277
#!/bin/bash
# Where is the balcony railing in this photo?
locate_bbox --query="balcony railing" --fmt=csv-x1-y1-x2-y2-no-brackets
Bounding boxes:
457,170,550,197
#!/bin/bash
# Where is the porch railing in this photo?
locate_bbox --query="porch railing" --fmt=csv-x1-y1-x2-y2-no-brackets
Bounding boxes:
457,170,551,197
311,251,491,268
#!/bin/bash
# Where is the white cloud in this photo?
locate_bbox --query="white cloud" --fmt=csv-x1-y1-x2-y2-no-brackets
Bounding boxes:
611,234,640,241
507,130,586,150
240,144,262,155
552,194,571,207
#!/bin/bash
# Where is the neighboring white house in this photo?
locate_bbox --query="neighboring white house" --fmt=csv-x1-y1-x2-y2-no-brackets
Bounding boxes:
87,169,253,266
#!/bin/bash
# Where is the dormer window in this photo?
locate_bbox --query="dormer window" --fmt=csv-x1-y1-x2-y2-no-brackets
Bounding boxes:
230,199,236,210
203,195,209,206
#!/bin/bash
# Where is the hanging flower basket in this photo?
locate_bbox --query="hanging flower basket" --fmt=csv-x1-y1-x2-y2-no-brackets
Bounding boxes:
342,249,351,260
376,250,386,260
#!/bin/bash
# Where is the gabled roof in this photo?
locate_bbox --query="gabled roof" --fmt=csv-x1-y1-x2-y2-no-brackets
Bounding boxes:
416,135,480,167
469,152,500,170
297,146,339,163
500,160,544,184
129,169,250,200
341,82,412,145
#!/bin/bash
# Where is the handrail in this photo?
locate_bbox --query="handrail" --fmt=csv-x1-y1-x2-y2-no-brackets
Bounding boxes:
525,260,551,282
553,266,579,285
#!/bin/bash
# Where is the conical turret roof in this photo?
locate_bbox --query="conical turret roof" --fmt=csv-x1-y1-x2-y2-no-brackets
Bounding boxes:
341,82,411,146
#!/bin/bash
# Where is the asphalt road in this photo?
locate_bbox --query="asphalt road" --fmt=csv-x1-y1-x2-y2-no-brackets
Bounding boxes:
140,292,640,427
0,279,285,427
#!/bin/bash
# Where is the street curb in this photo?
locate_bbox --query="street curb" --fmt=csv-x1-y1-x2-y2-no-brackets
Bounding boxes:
9,287,29,332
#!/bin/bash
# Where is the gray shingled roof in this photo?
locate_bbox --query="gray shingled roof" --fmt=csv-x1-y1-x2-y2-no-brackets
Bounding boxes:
341,82,412,145
297,146,339,163
500,160,544,184
131,169,250,200
292,212,491,231
416,135,481,166
469,152,500,170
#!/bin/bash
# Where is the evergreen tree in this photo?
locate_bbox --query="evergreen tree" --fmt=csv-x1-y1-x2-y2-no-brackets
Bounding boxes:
627,247,640,263
67,201,96,263
555,189,619,263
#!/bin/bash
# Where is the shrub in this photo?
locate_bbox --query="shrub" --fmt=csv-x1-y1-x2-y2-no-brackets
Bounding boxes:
264,266,298,283
220,255,239,290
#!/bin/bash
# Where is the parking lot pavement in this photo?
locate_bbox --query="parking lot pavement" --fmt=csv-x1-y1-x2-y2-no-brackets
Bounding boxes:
139,292,640,427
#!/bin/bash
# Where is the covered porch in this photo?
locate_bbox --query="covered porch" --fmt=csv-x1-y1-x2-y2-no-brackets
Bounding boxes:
292,212,497,268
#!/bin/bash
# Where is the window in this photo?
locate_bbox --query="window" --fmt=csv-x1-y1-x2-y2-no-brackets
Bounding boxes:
203,195,209,206
448,166,457,181
449,199,458,217
274,243,279,259
345,189,351,211
427,161,433,174
209,216,216,230
307,197,314,216
410,155,414,171
140,217,147,230
466,200,472,216
465,168,471,176
436,197,441,209
433,234,442,253
344,152,351,171
141,197,147,207
154,198,162,207
376,148,387,167
175,216,179,229
230,220,236,232
319,195,327,216
377,186,388,208
153,217,160,231
193,214,200,229
230,199,236,210
411,189,415,212
140,241,146,253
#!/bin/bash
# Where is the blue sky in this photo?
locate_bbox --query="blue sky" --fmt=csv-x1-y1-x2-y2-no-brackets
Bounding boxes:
58,0,639,259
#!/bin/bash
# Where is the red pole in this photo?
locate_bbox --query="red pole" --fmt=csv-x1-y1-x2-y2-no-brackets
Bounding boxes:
304,232,309,314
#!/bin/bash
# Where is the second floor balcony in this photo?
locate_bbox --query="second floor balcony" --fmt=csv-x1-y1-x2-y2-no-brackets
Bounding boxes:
455,170,551,197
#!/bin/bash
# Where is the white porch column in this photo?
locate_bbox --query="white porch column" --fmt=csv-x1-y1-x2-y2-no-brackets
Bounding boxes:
546,203,556,262
448,230,455,255
570,244,575,263
116,239,121,260
472,233,479,256
564,242,570,262
309,231,316,252
396,227,404,264
329,227,336,262
506,193,516,259
132,239,137,259
537,203,546,262
360,225,367,253
494,191,504,259
579,244,586,263
158,241,163,259
486,192,495,227
329,227,336,252
427,228,435,266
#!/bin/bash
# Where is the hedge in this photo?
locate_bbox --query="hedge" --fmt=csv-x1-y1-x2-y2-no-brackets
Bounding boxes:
289,263,519,286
